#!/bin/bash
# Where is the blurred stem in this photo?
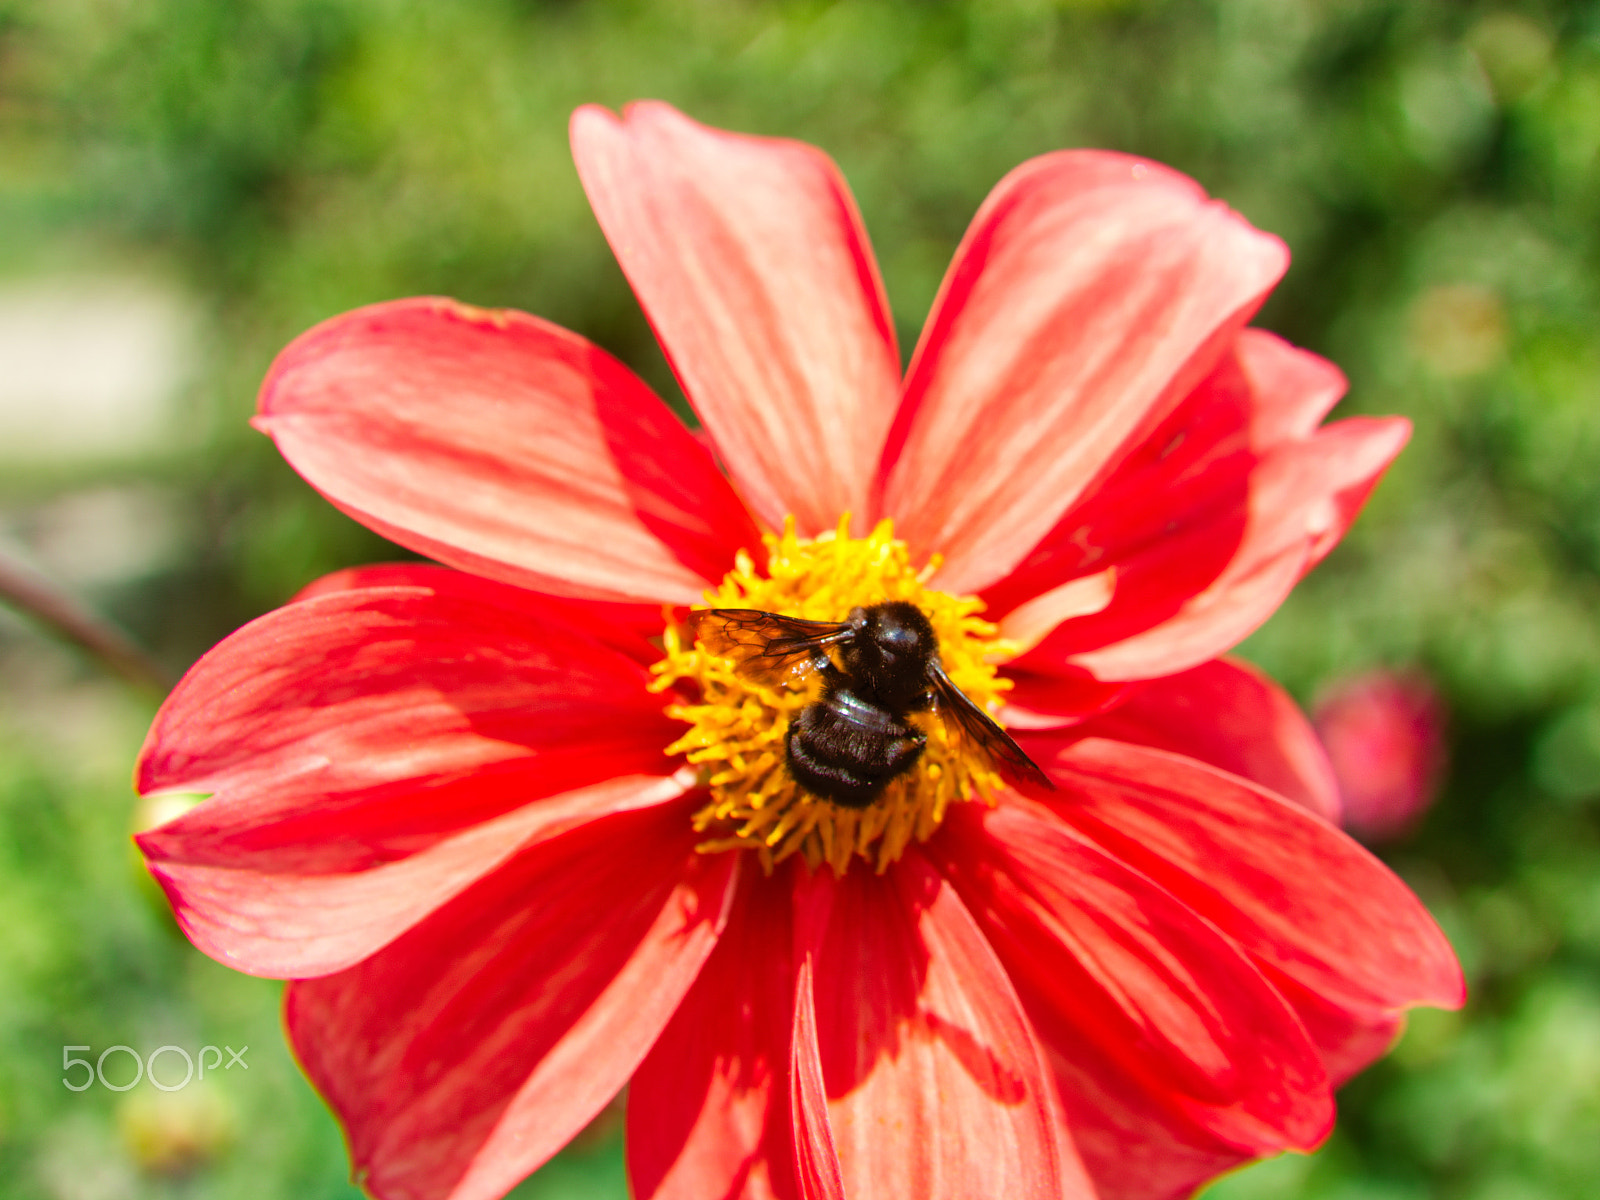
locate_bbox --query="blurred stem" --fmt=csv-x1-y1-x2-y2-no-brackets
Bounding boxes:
0,542,175,696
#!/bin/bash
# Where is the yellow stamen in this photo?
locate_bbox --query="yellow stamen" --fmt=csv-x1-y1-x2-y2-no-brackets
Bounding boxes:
651,515,1018,875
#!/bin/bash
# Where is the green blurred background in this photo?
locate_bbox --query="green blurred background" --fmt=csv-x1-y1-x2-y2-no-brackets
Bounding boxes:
2,1,1599,1197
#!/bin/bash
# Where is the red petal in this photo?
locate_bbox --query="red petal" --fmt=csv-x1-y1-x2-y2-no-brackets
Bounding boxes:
982,337,1263,629
286,803,736,1200
290,562,669,666
256,296,759,603
981,329,1389,682
136,581,685,976
878,151,1288,593
571,102,901,535
930,800,1330,1154
1041,1033,1252,1200
1068,657,1341,822
1234,328,1348,449
790,956,845,1200
628,866,801,1200
1031,737,1466,1015
803,851,1091,1200
1064,416,1410,681
1267,967,1405,1088
144,772,690,982
998,666,1133,731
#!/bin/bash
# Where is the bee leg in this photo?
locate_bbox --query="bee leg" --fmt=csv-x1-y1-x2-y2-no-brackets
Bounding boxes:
878,729,927,774
808,647,845,683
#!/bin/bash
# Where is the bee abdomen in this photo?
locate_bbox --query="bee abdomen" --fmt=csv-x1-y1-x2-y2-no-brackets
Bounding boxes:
785,694,926,809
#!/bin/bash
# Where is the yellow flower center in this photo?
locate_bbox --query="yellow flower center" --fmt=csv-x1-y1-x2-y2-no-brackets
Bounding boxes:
652,516,1017,876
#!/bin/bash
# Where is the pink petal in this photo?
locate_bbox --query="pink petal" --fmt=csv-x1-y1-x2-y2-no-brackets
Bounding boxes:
1031,737,1466,1015
790,957,845,1200
877,151,1288,593
1068,657,1341,822
1063,417,1410,681
256,296,759,604
628,866,801,1200
803,851,1092,1200
136,581,685,976
286,803,736,1200
929,799,1332,1155
571,102,902,535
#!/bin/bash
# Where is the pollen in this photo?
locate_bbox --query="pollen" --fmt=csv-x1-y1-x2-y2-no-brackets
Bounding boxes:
651,515,1018,876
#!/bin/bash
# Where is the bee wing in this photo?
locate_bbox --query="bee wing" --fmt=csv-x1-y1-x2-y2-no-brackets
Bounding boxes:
681,608,852,689
928,664,1054,791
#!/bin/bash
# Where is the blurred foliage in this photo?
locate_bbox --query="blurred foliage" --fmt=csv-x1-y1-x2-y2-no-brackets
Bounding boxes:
2,0,1600,1197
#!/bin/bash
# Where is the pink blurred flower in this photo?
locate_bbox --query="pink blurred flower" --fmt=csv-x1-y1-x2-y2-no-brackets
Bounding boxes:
1315,669,1447,841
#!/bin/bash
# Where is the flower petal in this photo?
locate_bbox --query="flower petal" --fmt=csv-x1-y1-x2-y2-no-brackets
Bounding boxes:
878,151,1288,593
1268,968,1405,1088
803,851,1091,1200
628,866,800,1200
572,102,902,535
983,339,1262,630
998,567,1118,659
290,562,669,666
1075,419,1414,681
998,665,1133,732
929,800,1331,1156
1041,1034,1252,1200
136,580,685,976
982,329,1390,682
1030,737,1466,1015
145,772,691,982
791,956,845,1200
1067,657,1341,822
1234,328,1348,449
286,802,736,1200
256,296,759,603
1061,416,1410,681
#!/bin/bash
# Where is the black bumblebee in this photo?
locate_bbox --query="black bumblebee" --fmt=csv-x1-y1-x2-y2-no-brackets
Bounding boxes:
682,600,1051,808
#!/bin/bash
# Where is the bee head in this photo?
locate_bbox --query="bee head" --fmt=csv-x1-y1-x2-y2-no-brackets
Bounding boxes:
839,602,936,694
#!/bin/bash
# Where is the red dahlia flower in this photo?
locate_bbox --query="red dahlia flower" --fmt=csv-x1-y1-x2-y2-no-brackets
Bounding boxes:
135,102,1463,1200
